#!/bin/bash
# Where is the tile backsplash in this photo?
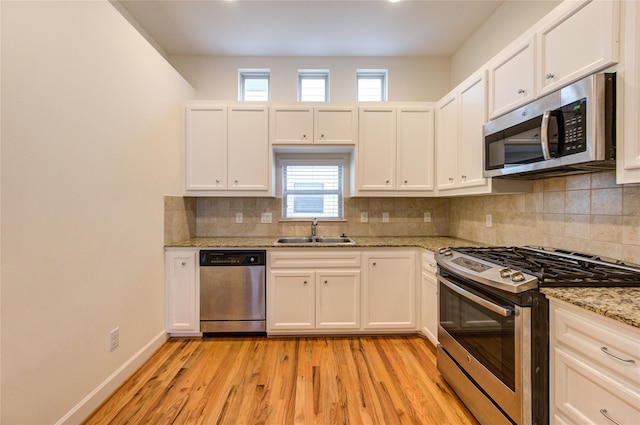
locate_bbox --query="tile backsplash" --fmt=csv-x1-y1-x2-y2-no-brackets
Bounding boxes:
164,171,639,264
449,172,640,263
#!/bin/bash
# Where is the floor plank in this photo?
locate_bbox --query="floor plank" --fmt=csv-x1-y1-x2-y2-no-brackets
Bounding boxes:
83,335,479,425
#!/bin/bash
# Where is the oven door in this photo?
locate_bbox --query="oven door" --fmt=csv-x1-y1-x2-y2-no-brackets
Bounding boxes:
438,273,531,425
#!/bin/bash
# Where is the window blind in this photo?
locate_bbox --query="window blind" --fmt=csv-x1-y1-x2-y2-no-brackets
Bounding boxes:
282,162,344,219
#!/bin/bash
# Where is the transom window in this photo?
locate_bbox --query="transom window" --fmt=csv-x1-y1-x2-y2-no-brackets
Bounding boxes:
357,69,388,101
298,70,329,102
281,159,344,219
239,69,270,101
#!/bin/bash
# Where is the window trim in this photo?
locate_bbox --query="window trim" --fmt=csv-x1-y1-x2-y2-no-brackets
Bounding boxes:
238,69,270,101
356,69,388,101
298,69,330,102
278,155,348,221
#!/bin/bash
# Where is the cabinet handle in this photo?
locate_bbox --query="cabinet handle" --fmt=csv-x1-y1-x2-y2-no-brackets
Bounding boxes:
545,73,555,80
600,346,636,364
600,409,621,425
517,88,525,94
448,177,454,182
461,175,466,179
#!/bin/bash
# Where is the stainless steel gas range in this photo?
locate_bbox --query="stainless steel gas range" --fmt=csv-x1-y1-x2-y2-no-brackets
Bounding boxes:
435,246,640,425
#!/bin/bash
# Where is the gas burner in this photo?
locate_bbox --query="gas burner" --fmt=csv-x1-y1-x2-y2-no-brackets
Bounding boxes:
441,246,640,289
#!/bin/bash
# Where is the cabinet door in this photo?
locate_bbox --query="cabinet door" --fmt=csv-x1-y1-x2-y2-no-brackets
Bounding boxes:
316,270,361,329
458,72,488,189
362,251,416,329
421,251,438,346
314,107,358,144
435,93,459,190
358,107,396,190
618,0,640,183
538,0,620,96
270,107,314,144
488,37,535,118
184,106,227,190
227,106,270,191
268,270,315,330
397,107,434,191
165,250,199,334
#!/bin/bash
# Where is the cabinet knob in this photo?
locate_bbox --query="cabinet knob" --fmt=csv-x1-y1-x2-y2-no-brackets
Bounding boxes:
404,180,408,184
386,180,390,184
302,134,307,139
303,280,308,284
545,73,555,80
216,179,220,184
320,134,325,139
448,177,454,182
181,261,187,266
517,88,525,94
372,262,377,266
324,280,328,285
461,175,467,179
234,179,238,184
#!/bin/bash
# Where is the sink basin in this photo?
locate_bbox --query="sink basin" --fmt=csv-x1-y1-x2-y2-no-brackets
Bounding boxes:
274,236,356,245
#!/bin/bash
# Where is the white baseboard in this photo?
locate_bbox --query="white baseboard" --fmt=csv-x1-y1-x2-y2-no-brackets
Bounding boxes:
55,330,168,425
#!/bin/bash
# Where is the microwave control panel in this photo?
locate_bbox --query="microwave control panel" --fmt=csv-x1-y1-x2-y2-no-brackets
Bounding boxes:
560,98,587,155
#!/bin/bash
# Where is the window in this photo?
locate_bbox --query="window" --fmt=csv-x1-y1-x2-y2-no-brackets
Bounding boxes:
357,69,388,101
281,159,344,219
298,70,329,101
239,69,270,101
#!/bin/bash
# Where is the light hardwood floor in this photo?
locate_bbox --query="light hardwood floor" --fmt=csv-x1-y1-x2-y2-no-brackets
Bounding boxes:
82,335,479,425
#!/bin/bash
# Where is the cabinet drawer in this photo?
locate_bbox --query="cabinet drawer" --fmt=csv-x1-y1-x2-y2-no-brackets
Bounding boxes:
554,348,640,425
270,250,361,268
552,303,640,387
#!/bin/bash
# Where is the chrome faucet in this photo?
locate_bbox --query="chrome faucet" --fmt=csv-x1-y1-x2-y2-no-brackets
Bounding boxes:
311,218,318,237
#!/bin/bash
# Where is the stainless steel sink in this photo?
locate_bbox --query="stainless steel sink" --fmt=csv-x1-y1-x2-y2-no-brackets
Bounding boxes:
274,236,356,245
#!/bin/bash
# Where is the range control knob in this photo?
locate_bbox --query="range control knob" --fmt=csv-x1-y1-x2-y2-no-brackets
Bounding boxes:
438,247,452,256
500,268,513,278
511,271,525,282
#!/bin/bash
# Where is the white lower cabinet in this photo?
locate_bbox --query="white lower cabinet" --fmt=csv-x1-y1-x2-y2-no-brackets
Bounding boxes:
362,250,418,330
420,250,438,346
267,250,361,333
549,298,640,425
165,249,200,336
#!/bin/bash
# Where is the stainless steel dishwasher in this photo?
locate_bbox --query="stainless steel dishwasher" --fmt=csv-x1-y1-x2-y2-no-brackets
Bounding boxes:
199,250,266,333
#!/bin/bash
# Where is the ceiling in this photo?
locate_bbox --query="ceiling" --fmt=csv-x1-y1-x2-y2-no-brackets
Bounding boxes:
114,0,504,57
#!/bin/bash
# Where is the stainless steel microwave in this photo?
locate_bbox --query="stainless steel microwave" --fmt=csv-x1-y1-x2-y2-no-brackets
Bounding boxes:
483,73,615,179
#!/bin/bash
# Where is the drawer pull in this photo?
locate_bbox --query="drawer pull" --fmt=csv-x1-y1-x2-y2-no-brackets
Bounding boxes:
601,346,636,364
600,409,622,425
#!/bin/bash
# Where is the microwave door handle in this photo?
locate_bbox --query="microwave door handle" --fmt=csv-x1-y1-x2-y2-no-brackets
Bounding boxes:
439,276,513,317
541,110,553,160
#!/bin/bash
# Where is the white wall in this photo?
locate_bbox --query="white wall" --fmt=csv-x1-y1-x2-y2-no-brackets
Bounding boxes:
170,55,450,101
450,0,561,87
1,2,194,423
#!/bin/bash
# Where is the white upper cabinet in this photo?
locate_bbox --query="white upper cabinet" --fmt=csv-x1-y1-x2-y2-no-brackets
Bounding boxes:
357,106,397,191
185,105,227,191
357,104,435,195
488,36,536,119
436,71,489,193
537,0,620,96
618,0,640,183
397,107,435,191
184,104,271,196
270,105,357,145
227,106,270,191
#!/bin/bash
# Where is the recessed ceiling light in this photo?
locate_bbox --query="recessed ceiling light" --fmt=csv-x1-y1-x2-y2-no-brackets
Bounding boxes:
388,0,401,3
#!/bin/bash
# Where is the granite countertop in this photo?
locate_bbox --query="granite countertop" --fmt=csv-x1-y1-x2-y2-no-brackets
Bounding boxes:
541,287,640,328
165,236,479,252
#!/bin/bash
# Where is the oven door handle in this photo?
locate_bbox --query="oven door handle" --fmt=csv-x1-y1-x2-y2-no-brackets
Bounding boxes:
439,276,513,317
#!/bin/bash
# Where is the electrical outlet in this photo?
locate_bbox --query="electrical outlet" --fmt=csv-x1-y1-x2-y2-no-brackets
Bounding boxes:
360,212,368,223
109,327,120,351
382,212,390,223
261,212,272,223
424,211,432,223
486,214,493,228
235,212,243,224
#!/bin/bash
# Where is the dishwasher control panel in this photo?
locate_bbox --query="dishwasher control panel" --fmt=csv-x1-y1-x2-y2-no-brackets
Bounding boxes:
200,250,266,266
